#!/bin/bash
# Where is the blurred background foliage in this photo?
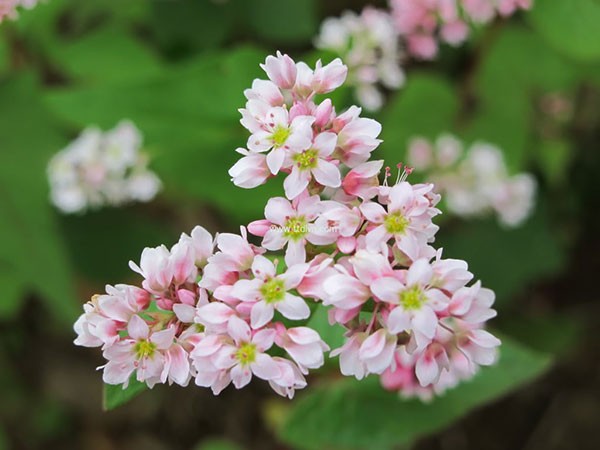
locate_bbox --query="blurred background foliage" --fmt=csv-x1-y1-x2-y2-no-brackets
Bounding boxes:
0,0,599,449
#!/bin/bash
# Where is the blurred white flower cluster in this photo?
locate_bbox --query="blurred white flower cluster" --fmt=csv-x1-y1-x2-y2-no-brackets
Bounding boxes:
0,0,40,22
407,134,536,227
47,121,161,214
315,7,405,111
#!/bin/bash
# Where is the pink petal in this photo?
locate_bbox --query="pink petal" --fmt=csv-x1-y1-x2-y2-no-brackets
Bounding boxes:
227,316,252,344
251,255,276,279
250,353,280,380
266,148,286,174
277,293,310,320
371,276,403,303
313,159,341,188
127,315,149,340
265,197,295,225
284,167,310,200
231,363,253,389
250,301,275,329
415,354,439,386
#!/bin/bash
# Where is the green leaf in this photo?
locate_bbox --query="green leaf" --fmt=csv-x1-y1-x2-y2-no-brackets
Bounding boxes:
280,336,551,450
528,0,600,62
58,209,175,284
535,139,573,186
379,73,459,165
0,266,26,320
435,205,565,304
0,75,78,322
245,0,317,43
150,0,236,55
470,26,579,171
56,26,164,84
103,377,147,411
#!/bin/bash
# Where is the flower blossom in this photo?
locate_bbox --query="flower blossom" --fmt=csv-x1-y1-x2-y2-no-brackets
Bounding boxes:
406,134,537,227
75,53,501,402
389,0,533,60
316,7,405,110
47,120,161,213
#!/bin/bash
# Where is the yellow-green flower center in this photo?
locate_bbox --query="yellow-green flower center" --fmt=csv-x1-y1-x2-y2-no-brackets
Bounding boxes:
235,342,257,366
271,125,291,147
134,339,157,359
384,211,410,234
400,286,426,311
293,148,319,170
260,278,286,304
283,216,307,241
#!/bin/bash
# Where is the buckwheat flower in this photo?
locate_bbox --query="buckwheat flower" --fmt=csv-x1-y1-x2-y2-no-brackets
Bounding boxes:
316,7,404,111
313,201,363,253
358,328,398,375
372,258,449,350
284,131,341,199
342,160,384,200
246,106,313,154
229,149,271,189
275,325,330,374
129,245,174,295
101,315,177,387
381,348,435,401
230,255,311,328
447,280,497,324
268,357,307,399
389,0,533,60
361,182,440,258
259,194,332,266
197,316,280,391
491,173,537,227
48,121,161,213
333,106,383,168
330,332,369,379
261,51,298,90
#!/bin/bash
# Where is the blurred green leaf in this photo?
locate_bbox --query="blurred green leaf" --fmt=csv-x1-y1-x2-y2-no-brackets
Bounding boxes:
58,209,175,284
535,139,572,186
245,0,317,43
499,313,583,356
103,377,147,411
151,0,236,55
57,26,164,84
0,75,78,322
280,336,551,450
380,73,458,164
0,267,26,320
436,206,565,304
470,26,579,171
528,0,600,62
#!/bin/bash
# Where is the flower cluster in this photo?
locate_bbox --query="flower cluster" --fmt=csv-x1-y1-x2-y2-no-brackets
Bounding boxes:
407,134,536,227
0,0,39,22
75,54,500,400
390,0,533,59
47,121,161,214
315,7,405,111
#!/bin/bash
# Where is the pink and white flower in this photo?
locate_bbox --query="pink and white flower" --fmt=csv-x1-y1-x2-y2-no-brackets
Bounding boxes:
230,255,311,328
283,132,341,199
372,258,449,350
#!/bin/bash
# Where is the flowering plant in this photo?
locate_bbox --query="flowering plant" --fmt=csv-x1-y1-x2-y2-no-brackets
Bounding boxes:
74,53,500,401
